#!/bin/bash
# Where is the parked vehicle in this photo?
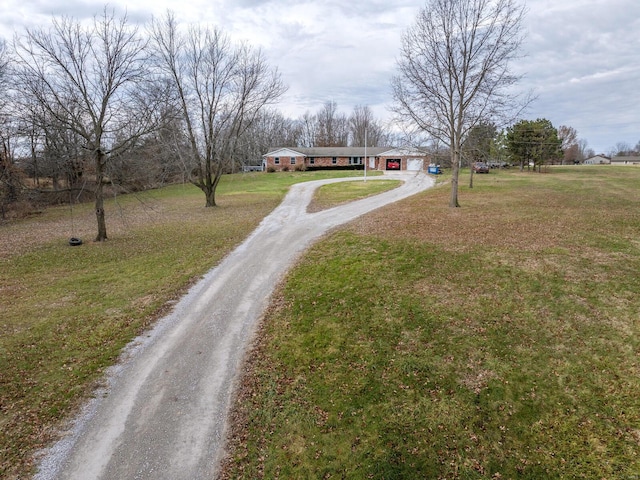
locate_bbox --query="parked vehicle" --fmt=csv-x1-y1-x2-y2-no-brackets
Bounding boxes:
473,162,489,173
387,160,400,170
488,161,510,168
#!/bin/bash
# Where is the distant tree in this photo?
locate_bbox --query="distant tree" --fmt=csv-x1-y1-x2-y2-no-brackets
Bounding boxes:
298,111,317,148
0,39,23,214
296,103,390,149
614,142,633,156
392,0,528,207
109,100,187,189
348,105,389,147
584,147,596,159
24,102,88,191
463,122,497,188
558,125,579,164
506,118,562,171
491,130,510,164
315,101,348,147
236,109,300,169
150,12,286,206
14,9,167,240
576,139,589,163
463,122,497,164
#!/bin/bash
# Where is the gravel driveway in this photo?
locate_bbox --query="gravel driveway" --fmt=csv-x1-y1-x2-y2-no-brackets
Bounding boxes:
34,172,434,480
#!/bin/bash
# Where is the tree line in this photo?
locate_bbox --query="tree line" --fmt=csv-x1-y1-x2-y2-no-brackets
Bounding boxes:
0,9,395,239
2,1,636,238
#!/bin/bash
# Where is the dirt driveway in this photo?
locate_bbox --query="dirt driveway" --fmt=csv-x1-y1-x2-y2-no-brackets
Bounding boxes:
34,172,434,480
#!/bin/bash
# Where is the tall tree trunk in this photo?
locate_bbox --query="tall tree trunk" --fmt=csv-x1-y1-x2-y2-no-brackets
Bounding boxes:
205,188,216,207
203,171,222,207
449,148,461,208
94,150,108,241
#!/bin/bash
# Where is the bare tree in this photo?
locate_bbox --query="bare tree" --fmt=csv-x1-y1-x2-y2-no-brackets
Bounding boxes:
13,8,166,241
558,125,579,164
297,111,318,148
236,109,300,169
392,0,528,207
315,101,349,147
150,12,286,206
348,105,390,147
614,142,633,156
0,40,25,215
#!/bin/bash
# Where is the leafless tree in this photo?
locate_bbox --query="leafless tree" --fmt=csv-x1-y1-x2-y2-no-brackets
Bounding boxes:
392,0,528,207
0,39,24,214
298,111,318,148
614,142,633,156
315,101,349,147
150,12,286,206
109,100,188,189
348,105,389,147
558,125,579,164
13,8,167,240
236,109,300,169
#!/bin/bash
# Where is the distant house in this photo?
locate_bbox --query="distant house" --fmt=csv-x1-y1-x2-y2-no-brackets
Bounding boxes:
611,155,640,165
583,155,611,165
262,147,430,172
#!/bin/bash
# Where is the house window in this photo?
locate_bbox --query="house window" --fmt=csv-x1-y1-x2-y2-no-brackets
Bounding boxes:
274,157,280,165
349,157,362,165
332,157,337,165
290,157,296,165
309,158,315,165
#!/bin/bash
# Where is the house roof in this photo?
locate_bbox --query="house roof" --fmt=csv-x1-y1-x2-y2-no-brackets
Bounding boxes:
263,146,428,157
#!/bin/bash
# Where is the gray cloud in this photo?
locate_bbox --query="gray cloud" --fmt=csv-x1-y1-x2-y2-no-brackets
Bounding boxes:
1,0,638,152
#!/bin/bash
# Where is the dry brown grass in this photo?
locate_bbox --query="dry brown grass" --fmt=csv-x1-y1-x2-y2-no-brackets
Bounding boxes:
347,180,579,252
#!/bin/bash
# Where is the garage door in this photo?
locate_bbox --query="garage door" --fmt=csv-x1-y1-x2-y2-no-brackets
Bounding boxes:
407,158,424,171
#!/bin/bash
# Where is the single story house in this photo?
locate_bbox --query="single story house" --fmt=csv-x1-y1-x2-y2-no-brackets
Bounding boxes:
583,155,611,165
262,147,430,172
611,155,640,165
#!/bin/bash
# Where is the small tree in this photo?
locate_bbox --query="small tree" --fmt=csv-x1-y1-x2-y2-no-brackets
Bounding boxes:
392,0,528,207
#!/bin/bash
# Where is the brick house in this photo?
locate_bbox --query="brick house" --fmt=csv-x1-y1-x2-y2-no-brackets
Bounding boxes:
262,147,429,172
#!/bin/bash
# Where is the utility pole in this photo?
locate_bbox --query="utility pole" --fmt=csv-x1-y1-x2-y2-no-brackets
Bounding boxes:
364,128,367,182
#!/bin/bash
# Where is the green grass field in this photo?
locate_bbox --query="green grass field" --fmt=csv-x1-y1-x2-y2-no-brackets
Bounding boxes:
0,170,382,478
2,166,639,478
220,166,640,479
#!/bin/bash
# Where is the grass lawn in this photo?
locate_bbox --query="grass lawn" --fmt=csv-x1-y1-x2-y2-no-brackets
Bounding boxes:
308,180,402,213
220,166,640,479
0,170,384,479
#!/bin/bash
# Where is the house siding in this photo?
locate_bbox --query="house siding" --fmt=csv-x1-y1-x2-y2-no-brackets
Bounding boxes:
611,155,640,165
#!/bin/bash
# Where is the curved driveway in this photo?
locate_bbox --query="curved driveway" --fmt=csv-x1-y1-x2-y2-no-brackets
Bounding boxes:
35,171,434,480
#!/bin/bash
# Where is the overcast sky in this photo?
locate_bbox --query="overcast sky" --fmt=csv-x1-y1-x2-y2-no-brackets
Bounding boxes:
2,0,638,154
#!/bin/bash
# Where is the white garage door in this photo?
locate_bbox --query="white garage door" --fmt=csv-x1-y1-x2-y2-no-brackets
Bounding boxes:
407,158,424,171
